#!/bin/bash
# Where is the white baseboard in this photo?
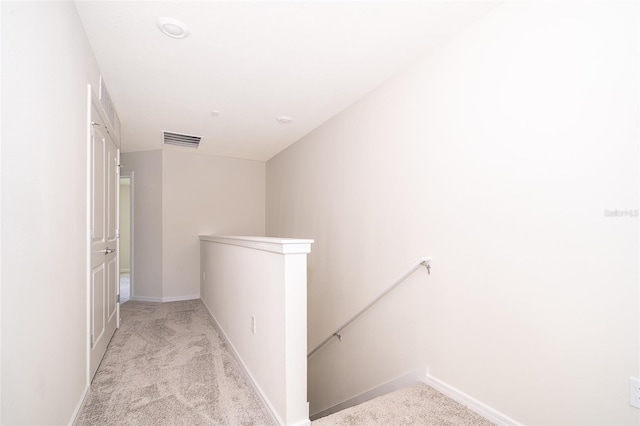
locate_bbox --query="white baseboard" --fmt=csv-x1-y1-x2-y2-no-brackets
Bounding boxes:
200,298,288,426
424,375,520,426
162,294,199,302
68,384,90,426
128,294,199,303
129,295,162,302
288,418,311,426
311,366,429,420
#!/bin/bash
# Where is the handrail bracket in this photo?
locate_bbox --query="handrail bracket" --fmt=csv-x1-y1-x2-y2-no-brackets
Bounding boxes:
421,260,431,275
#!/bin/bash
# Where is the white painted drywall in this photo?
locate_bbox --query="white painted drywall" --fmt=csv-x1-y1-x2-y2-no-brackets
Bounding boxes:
120,149,265,300
267,2,639,424
162,149,265,300
200,236,312,425
121,150,163,300
119,179,131,271
0,2,4,421
0,0,3,418
1,1,101,423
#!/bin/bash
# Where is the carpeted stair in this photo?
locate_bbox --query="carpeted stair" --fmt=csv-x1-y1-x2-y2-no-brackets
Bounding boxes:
312,382,494,426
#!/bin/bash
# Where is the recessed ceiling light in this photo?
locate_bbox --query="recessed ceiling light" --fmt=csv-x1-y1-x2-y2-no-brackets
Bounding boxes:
157,17,190,39
277,116,293,124
211,111,221,117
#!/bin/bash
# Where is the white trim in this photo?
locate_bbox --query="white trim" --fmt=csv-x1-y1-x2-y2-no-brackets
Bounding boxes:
199,235,313,255
128,295,200,303
129,296,163,303
0,3,3,415
288,419,311,426
116,147,121,329
119,268,130,273
423,375,521,426
68,385,90,426
120,171,134,299
311,366,428,420
201,298,285,426
162,294,199,302
129,172,134,299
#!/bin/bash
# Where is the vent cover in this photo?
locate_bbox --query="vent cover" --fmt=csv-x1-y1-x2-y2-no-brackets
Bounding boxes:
162,131,201,148
99,76,121,137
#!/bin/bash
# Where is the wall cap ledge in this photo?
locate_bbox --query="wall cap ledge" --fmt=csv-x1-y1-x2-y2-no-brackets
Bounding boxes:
199,235,314,254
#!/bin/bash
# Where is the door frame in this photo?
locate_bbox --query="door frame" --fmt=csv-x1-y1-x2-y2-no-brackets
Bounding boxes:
120,171,134,301
85,84,121,385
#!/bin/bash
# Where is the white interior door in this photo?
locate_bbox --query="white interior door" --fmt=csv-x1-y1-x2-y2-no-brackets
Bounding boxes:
89,102,119,379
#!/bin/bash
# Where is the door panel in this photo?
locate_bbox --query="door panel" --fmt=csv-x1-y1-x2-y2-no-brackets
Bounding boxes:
89,103,119,380
91,264,105,345
107,257,117,321
107,139,118,242
92,127,105,244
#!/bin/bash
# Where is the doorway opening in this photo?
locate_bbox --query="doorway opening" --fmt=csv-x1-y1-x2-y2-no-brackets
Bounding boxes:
119,173,133,303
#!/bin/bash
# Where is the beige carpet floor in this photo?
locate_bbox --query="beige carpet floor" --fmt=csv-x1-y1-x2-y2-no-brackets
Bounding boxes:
312,382,494,426
78,300,493,425
76,300,275,426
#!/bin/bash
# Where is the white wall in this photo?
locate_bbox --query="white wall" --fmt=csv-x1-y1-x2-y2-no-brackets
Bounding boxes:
119,179,131,271
121,149,265,300
1,1,102,423
162,149,265,300
0,2,4,422
267,2,639,425
121,150,163,300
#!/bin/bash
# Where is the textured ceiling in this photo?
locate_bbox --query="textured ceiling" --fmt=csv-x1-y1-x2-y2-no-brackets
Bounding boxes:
76,1,500,161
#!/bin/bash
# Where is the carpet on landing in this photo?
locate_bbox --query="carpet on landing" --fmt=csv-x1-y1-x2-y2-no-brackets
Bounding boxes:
311,382,494,426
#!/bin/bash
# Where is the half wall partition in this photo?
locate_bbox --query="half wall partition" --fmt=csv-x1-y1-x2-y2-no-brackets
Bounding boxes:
199,235,313,426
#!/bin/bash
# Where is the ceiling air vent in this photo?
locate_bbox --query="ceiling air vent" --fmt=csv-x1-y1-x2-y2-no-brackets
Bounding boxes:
162,131,201,148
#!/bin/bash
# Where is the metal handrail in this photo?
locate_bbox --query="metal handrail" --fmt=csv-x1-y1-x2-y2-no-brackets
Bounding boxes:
307,257,431,359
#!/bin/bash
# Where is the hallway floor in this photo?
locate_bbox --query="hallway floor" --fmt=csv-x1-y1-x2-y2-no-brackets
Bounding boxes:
76,300,274,425
120,272,130,303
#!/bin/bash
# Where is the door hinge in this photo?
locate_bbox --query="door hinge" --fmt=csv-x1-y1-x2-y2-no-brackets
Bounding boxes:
117,294,120,303
116,229,120,239
90,334,94,348
90,229,94,239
